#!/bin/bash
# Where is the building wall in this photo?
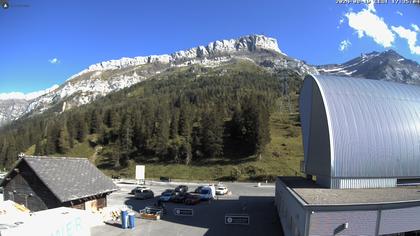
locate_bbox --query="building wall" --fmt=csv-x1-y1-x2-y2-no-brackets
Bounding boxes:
379,206,420,235
3,162,61,211
300,75,420,188
309,210,378,235
304,80,331,178
276,180,307,236
84,197,107,212
63,196,108,212
275,179,420,236
332,178,397,189
4,174,49,212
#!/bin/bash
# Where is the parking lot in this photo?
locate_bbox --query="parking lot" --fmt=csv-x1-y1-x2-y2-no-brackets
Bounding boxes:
91,180,283,236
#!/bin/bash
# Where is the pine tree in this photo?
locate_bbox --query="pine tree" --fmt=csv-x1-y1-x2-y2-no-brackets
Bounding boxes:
178,105,191,138
57,124,70,154
76,116,88,143
45,123,58,154
241,97,271,155
200,111,224,158
169,111,179,139
4,137,17,168
34,140,44,155
119,114,134,166
179,139,192,165
152,104,170,157
90,110,102,134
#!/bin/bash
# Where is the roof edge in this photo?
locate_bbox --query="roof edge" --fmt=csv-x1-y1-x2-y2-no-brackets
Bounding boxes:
305,74,335,178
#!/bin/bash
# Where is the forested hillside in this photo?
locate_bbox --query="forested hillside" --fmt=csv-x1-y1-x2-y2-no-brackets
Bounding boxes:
0,60,303,180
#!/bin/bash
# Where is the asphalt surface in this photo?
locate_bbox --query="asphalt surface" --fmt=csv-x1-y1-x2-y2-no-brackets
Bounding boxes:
91,180,283,236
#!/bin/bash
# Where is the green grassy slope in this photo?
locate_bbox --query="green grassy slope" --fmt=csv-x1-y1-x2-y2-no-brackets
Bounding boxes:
15,60,304,181
45,110,303,181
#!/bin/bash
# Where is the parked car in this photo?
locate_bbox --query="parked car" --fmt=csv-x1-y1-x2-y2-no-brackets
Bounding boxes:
172,192,189,203
160,176,171,182
175,185,188,193
194,186,204,193
200,186,215,201
135,189,154,200
216,186,228,195
184,194,201,205
160,189,175,202
130,186,150,195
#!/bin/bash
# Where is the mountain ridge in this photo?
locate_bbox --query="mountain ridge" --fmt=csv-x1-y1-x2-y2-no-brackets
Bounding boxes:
0,34,316,126
317,49,420,84
1,36,420,127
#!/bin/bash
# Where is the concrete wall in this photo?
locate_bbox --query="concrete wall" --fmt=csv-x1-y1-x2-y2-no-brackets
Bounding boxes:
276,180,307,236
379,206,420,235
275,179,420,236
308,210,378,235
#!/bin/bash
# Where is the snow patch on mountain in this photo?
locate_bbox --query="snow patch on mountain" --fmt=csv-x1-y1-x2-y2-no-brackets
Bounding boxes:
317,50,420,84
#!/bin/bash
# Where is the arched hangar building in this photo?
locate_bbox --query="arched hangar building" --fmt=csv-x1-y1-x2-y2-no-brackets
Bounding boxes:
276,75,420,236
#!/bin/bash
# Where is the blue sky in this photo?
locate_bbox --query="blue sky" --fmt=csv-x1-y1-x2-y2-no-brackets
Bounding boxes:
0,0,419,94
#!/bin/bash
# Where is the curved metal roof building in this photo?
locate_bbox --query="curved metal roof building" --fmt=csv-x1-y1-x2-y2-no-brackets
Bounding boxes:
300,74,420,189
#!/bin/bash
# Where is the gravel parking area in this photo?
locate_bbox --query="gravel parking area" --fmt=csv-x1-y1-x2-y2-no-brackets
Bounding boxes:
91,180,283,236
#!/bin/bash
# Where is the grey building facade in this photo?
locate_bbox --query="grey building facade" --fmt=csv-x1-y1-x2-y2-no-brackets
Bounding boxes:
300,74,420,189
276,75,420,236
276,177,420,236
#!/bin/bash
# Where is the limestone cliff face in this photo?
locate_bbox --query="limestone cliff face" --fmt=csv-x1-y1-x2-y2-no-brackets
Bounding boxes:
73,35,283,73
0,34,317,126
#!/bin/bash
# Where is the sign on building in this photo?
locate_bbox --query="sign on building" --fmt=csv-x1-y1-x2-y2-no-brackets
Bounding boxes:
225,214,250,225
174,208,194,216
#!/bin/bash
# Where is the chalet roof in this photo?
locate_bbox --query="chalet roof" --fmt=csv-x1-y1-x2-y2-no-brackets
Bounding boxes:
1,156,118,203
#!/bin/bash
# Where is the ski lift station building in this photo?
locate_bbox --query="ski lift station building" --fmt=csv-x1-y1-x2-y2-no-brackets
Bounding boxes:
276,75,420,236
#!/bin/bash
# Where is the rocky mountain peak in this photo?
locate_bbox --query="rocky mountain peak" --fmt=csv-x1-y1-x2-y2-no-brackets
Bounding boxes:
69,35,283,77
318,50,420,84
0,34,312,127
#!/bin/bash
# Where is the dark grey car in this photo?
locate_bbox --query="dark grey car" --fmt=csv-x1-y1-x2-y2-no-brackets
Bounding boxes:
134,189,154,200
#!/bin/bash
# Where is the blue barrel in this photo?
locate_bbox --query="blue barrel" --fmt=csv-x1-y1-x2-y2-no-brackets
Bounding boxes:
128,212,135,229
121,210,128,229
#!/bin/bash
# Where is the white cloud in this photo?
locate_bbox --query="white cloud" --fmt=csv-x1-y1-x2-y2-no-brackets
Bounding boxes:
412,24,420,32
0,84,59,100
48,58,60,64
396,11,403,16
345,2,395,48
391,25,420,55
339,40,352,52
337,18,345,29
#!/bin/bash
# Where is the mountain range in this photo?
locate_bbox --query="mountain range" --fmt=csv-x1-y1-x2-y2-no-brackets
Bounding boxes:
0,35,419,127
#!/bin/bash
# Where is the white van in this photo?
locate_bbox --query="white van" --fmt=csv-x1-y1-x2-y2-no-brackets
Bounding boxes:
200,185,216,200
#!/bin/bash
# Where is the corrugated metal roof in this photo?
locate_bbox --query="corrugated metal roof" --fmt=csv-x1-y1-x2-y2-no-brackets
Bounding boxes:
17,156,118,203
301,75,420,179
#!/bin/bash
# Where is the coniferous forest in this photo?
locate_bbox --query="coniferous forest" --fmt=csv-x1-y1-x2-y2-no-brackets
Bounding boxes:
0,61,303,179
